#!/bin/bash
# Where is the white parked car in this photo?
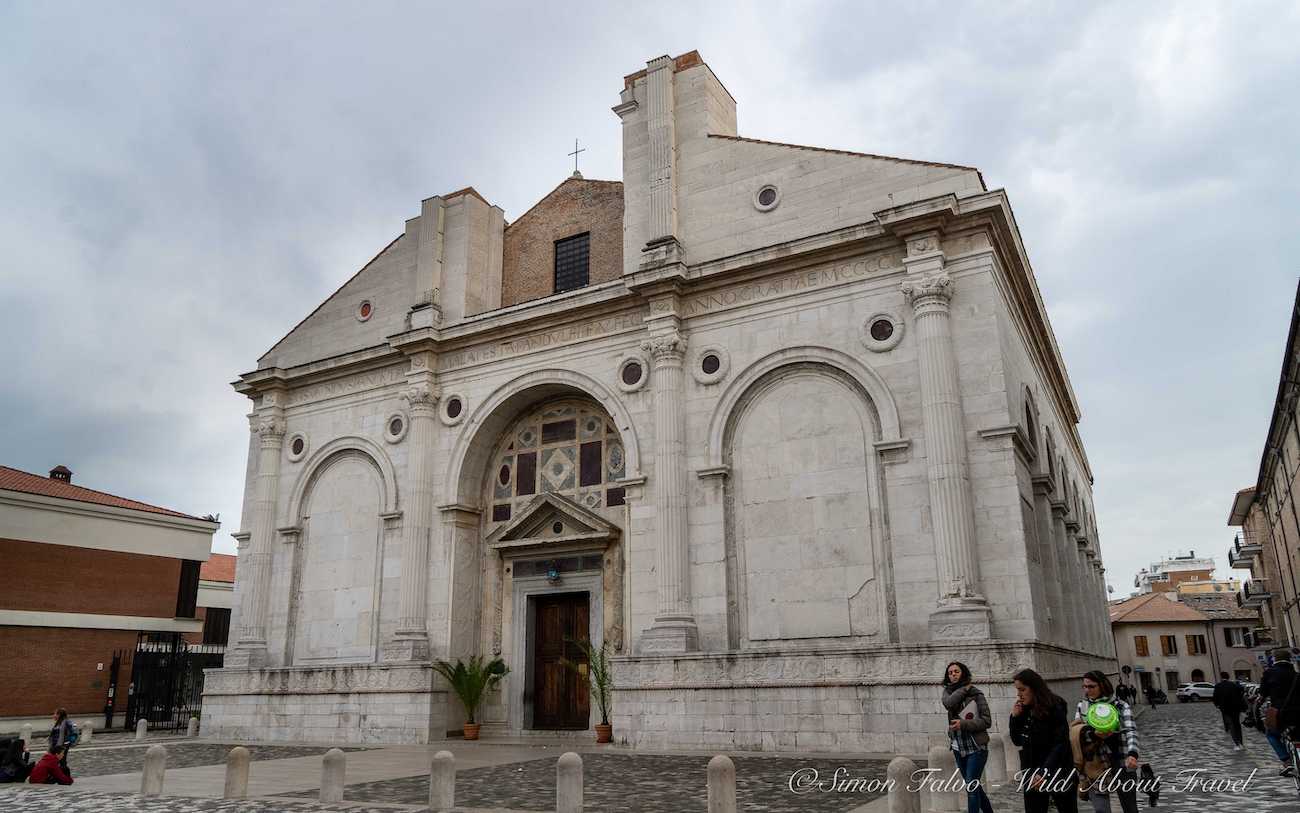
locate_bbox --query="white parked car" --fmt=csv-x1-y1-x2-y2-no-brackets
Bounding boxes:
1176,682,1216,702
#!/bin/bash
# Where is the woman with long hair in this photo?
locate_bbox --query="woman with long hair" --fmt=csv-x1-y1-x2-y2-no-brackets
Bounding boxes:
941,661,995,813
1009,668,1077,813
1076,670,1139,813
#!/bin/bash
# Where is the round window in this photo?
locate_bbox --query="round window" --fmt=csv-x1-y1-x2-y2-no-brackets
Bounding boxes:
291,437,304,456
861,312,904,353
357,301,373,321
621,361,643,386
869,319,894,342
552,521,564,535
389,417,403,436
701,353,721,375
758,187,777,207
446,397,463,419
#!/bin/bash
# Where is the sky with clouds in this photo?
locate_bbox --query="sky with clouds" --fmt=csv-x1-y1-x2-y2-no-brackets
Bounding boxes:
2,2,1298,598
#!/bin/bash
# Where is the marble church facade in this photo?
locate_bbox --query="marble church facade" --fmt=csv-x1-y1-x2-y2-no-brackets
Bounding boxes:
202,51,1116,753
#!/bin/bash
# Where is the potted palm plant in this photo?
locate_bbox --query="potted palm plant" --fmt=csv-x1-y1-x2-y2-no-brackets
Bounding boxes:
563,640,614,743
431,655,509,741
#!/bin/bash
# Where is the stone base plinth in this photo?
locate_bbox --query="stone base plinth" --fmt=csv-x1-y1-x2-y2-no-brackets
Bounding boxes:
381,633,431,663
928,602,993,641
200,663,446,745
638,615,701,654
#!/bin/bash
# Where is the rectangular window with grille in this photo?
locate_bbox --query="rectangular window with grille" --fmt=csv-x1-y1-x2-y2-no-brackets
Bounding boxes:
553,232,590,294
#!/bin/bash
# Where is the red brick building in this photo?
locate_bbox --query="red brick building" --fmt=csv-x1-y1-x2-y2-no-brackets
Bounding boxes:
0,464,219,720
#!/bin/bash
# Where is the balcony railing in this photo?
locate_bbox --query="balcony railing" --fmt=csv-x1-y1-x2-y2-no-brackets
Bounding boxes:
1229,534,1261,569
1238,579,1273,608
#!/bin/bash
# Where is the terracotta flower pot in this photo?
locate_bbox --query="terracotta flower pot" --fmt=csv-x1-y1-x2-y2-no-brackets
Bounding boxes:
463,722,481,741
594,723,612,744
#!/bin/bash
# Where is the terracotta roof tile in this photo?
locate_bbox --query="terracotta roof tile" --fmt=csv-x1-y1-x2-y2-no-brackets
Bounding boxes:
1110,591,1210,623
0,465,202,520
1180,593,1258,620
200,553,237,583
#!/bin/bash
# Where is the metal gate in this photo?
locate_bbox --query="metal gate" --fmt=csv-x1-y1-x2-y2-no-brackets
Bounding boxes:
123,633,224,733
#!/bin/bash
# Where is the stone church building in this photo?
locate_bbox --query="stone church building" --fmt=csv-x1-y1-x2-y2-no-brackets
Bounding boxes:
203,51,1116,753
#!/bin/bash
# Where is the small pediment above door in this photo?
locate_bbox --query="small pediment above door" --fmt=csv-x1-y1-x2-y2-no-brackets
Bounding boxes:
485,492,620,553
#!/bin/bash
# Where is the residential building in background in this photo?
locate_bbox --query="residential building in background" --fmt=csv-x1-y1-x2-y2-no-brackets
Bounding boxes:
1180,592,1268,682
1133,551,1216,594
0,464,218,723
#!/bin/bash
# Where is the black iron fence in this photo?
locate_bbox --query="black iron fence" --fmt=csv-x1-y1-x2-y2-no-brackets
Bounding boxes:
120,632,224,733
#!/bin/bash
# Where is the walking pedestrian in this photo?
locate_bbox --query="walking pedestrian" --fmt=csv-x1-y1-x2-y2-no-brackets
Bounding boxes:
1010,668,1078,813
1260,648,1300,775
48,708,78,774
941,661,995,813
1074,671,1139,813
1211,671,1245,750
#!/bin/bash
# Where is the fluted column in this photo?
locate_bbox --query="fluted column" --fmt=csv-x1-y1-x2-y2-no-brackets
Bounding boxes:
1050,501,1082,651
385,382,438,662
638,328,699,653
901,260,992,640
1032,475,1067,644
645,55,678,243
229,409,285,668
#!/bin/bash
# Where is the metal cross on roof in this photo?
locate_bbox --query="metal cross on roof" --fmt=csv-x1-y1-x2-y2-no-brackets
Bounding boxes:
567,138,586,177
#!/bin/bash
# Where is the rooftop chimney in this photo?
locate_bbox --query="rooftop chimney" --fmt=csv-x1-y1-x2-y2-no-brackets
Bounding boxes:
49,465,72,483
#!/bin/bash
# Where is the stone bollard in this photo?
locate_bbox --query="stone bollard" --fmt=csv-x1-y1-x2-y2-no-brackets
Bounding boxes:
80,721,94,744
141,744,166,796
887,756,921,813
135,718,148,741
556,752,583,813
429,750,455,812
984,736,1007,784
999,732,1019,780
925,745,961,813
187,717,199,737
320,748,346,803
19,723,33,747
224,746,251,799
707,754,736,813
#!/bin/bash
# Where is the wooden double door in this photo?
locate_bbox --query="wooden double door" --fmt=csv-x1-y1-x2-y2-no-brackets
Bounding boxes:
532,592,590,729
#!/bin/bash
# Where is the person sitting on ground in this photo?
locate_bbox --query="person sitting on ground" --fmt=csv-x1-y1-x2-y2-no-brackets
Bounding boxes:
28,746,72,785
0,738,32,783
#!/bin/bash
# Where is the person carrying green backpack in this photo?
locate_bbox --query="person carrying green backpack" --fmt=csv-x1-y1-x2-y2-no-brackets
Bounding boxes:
1073,672,1139,813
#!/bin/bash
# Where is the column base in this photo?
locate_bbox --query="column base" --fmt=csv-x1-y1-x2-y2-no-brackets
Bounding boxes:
382,632,431,663
223,644,269,670
638,614,700,654
928,602,993,641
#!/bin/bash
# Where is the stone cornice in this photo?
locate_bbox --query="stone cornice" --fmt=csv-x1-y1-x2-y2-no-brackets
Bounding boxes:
979,424,1038,466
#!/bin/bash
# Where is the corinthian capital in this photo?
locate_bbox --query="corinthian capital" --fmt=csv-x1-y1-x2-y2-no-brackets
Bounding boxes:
401,383,440,412
640,330,687,363
256,416,287,443
900,273,954,308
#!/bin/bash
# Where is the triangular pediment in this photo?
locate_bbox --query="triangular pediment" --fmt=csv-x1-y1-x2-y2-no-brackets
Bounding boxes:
486,492,620,551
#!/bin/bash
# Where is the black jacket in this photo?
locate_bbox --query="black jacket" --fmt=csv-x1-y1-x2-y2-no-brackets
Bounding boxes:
1212,679,1244,712
1009,696,1071,774
1261,662,1300,714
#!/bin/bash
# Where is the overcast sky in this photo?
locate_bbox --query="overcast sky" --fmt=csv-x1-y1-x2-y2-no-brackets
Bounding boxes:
3,2,1298,597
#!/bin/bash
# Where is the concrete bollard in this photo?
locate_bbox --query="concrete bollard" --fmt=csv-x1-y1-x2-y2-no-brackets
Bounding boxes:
19,724,33,748
925,745,961,813
984,735,1007,784
556,751,583,813
79,721,94,744
429,750,455,812
140,744,166,796
187,717,199,737
707,754,736,813
320,748,346,803
887,756,921,813
999,732,1019,780
224,746,251,799
135,718,148,740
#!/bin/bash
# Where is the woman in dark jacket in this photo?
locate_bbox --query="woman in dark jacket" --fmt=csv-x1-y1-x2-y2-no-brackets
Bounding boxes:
1010,668,1077,813
942,661,994,813
0,738,32,783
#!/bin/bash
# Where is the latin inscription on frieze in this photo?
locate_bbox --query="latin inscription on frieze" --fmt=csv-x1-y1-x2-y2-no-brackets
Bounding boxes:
438,312,644,371
681,251,903,317
288,366,406,406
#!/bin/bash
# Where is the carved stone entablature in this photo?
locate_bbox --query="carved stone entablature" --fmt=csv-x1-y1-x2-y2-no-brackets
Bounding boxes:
873,439,912,465
1064,517,1081,533
900,273,954,309
203,664,435,696
401,384,440,414
979,424,1038,465
276,525,301,544
1031,474,1054,497
1049,500,1069,519
907,234,941,256
640,330,687,364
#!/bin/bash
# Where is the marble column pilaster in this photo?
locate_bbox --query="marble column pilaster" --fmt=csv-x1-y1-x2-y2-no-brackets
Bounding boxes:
227,404,285,669
384,381,438,662
1049,500,1081,651
638,326,699,653
900,239,992,640
1032,475,1066,645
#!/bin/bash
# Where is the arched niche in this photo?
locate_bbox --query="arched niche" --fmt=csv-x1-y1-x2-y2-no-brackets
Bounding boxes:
281,436,399,528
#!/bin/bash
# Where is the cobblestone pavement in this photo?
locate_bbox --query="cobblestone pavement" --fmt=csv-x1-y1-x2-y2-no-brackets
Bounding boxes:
65,742,371,778
981,701,1300,812
0,787,411,812
284,752,888,812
